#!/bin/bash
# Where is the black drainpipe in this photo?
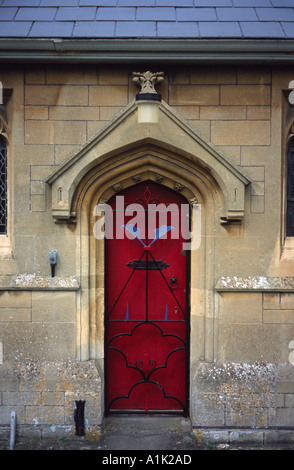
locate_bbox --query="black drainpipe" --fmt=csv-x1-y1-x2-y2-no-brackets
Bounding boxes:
74,400,86,436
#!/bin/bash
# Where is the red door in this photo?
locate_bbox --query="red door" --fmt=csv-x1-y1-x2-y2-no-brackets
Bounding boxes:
105,181,189,414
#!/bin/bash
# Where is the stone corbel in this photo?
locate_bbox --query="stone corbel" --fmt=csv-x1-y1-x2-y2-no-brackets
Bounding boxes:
53,211,77,224
220,214,243,224
220,181,248,224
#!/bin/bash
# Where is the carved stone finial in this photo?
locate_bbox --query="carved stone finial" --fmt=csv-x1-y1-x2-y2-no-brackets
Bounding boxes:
132,71,164,95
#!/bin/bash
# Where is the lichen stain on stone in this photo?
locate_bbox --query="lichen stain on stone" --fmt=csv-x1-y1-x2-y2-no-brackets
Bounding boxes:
197,362,277,427
85,428,101,441
12,360,101,427
216,276,294,290
193,428,204,443
13,273,79,289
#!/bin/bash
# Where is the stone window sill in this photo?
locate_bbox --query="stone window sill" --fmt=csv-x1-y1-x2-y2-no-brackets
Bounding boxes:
0,274,80,291
215,276,294,292
281,237,294,262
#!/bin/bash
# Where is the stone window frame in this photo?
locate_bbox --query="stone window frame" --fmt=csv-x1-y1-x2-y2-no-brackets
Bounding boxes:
281,82,294,260
286,134,294,238
0,133,7,234
0,109,10,255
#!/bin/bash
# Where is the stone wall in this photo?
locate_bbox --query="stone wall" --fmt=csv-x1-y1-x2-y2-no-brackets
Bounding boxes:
1,63,294,442
192,362,294,446
0,359,102,441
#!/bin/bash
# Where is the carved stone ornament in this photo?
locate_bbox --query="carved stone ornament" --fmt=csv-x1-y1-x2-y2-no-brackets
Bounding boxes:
155,174,164,182
132,174,142,182
112,183,122,192
174,182,184,192
132,71,164,94
189,197,198,205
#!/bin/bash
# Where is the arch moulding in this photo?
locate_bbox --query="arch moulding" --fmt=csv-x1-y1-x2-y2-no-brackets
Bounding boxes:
46,99,250,225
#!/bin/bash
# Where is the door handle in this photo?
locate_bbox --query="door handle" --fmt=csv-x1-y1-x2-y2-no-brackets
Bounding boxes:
169,277,179,289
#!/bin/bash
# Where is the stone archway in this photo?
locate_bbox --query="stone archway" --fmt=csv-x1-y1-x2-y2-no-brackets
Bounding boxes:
46,98,250,419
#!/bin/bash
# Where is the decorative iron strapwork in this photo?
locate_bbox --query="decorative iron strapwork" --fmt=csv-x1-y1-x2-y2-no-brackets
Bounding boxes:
107,322,186,411
105,185,189,414
0,136,7,234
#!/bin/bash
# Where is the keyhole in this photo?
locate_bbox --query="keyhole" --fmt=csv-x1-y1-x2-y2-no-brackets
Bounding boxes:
174,306,178,314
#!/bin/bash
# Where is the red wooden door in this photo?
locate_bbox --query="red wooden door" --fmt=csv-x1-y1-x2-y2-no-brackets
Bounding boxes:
105,182,189,414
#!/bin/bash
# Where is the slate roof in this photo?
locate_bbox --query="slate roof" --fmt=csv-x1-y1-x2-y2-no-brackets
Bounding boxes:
0,0,294,39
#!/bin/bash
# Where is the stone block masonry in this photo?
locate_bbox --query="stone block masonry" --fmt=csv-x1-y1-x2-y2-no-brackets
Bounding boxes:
0,360,102,439
0,62,292,443
192,362,294,431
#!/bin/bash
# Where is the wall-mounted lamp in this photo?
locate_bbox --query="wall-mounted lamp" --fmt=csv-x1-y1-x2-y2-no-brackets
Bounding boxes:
49,250,58,277
136,93,161,124
132,70,164,124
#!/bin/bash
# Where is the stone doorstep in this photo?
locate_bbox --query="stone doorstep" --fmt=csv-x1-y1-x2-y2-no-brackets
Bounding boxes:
193,428,294,447
2,425,294,450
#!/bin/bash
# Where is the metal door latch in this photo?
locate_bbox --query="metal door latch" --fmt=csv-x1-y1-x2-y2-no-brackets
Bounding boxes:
169,277,179,289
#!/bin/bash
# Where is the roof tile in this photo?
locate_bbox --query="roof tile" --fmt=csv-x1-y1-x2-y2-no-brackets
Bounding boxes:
55,7,96,21
156,0,193,5
40,0,79,5
176,8,217,21
74,20,115,37
14,7,56,21
0,20,32,35
0,1,293,40
199,21,242,37
190,0,233,5
96,7,136,21
271,0,294,5
281,21,294,37
117,0,155,5
256,7,294,21
115,20,156,36
2,0,40,5
0,7,17,20
80,0,117,5
157,21,199,37
240,21,286,37
136,7,176,20
216,7,258,21
232,0,271,5
29,20,74,36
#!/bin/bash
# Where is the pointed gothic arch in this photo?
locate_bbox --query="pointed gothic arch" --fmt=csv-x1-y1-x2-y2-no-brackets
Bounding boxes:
47,100,250,224
46,98,250,418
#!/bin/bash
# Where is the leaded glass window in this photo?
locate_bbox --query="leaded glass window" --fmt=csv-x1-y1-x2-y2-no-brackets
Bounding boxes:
0,135,7,234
